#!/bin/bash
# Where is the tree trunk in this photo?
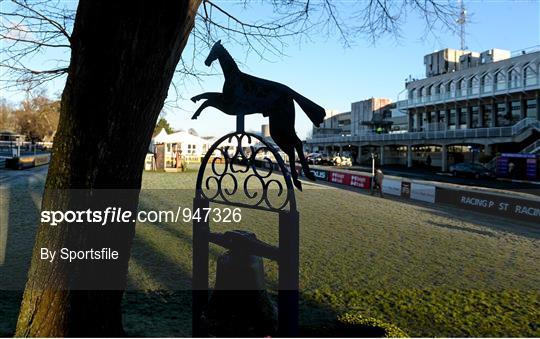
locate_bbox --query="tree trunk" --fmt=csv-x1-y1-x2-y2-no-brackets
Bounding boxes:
15,0,201,336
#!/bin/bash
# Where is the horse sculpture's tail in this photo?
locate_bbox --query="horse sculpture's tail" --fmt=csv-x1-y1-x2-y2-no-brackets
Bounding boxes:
291,91,326,127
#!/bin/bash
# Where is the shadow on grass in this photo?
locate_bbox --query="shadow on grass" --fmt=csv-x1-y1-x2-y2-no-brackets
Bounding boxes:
428,221,498,237
419,203,540,239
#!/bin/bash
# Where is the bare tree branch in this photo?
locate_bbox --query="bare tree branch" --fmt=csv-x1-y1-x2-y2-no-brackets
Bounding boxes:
0,0,74,90
0,0,460,94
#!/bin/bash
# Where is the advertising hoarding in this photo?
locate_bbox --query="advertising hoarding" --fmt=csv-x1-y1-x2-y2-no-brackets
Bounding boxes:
328,171,351,185
382,178,401,196
435,188,540,223
410,183,436,203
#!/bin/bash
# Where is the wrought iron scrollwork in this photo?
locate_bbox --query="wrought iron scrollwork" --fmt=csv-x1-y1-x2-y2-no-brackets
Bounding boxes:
196,132,296,212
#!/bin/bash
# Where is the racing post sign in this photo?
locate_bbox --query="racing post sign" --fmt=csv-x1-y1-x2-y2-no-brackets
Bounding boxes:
435,188,540,223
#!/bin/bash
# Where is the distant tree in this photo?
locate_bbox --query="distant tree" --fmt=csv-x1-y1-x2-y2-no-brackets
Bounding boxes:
154,117,174,135
188,127,198,136
14,94,60,141
0,99,14,131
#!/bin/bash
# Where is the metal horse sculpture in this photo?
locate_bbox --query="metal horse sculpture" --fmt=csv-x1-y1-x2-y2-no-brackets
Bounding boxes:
191,40,326,190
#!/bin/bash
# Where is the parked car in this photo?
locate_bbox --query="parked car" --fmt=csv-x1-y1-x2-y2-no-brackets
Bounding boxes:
306,153,334,166
333,155,352,167
449,162,494,179
306,153,321,164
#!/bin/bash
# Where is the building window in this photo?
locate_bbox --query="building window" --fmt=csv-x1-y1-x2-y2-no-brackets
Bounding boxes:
497,103,510,126
471,106,479,128
458,78,467,97
448,81,456,98
458,107,467,128
431,84,439,101
420,87,427,102
526,99,537,117
438,83,445,100
508,68,520,89
495,71,506,91
449,108,456,129
483,105,492,127
481,74,492,93
470,76,479,95
511,101,521,122
426,86,432,102
524,64,538,86
439,111,445,126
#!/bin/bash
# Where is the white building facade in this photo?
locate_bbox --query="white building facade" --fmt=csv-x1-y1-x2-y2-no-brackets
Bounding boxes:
306,48,540,177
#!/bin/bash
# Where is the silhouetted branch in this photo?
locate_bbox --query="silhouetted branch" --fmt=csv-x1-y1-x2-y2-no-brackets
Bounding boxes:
1,0,460,94
0,0,74,90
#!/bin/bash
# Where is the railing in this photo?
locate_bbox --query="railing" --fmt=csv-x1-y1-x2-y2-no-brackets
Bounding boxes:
484,155,499,170
402,80,540,108
520,139,540,154
511,45,540,57
0,140,53,149
306,118,538,144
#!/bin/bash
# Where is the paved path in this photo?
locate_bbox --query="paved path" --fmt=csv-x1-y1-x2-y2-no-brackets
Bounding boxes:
0,165,49,186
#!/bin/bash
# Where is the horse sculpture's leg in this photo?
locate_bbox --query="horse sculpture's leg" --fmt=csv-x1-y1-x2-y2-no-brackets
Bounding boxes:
191,92,221,103
191,95,226,120
268,102,305,190
294,136,316,181
283,144,302,191
191,100,212,120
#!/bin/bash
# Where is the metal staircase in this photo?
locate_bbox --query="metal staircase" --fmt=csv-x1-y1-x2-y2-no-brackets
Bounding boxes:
486,138,539,170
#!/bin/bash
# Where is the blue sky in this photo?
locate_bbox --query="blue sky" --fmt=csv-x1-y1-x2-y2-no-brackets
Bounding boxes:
2,1,539,138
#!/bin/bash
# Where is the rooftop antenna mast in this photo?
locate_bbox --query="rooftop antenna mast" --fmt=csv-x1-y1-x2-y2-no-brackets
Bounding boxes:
457,0,467,50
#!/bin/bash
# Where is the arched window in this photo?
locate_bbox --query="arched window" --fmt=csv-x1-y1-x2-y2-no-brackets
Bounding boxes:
495,70,506,90
481,73,492,93
458,78,467,97
431,84,440,100
524,63,538,86
508,68,520,88
470,76,479,95
421,86,428,102
409,88,415,100
448,81,456,98
438,83,445,99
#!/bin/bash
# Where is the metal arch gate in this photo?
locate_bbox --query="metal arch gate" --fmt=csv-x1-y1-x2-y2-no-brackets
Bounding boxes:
192,127,299,337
